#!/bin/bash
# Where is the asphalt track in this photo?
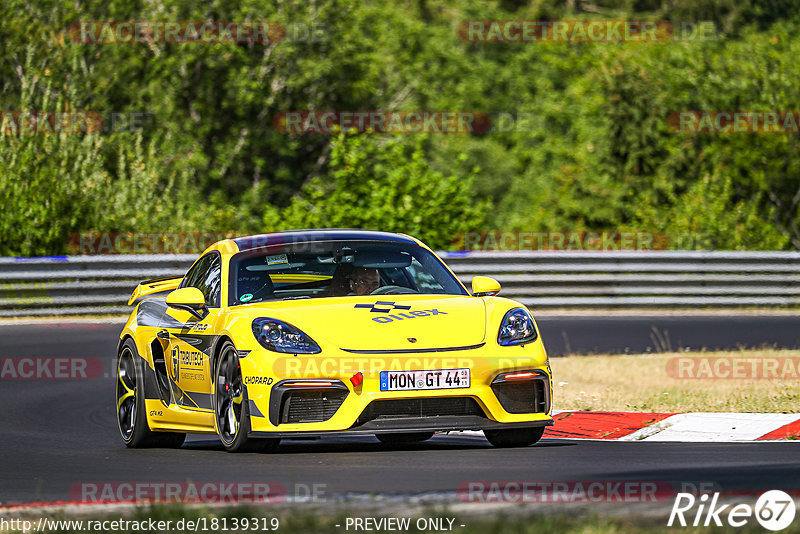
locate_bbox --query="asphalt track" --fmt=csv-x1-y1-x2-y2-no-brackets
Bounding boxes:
1,315,799,506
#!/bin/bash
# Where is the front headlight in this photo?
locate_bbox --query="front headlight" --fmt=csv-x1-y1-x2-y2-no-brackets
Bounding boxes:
497,308,538,346
252,318,321,354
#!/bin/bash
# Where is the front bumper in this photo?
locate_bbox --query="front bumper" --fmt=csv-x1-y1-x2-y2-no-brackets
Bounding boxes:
241,341,553,436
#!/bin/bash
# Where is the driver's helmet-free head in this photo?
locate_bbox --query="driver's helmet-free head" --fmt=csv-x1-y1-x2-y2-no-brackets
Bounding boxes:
348,267,380,295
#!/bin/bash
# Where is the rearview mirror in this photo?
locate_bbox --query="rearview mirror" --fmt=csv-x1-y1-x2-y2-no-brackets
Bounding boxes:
354,250,412,269
471,276,501,297
166,287,208,320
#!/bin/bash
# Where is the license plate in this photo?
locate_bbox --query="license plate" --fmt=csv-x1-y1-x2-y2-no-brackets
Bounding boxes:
379,368,470,391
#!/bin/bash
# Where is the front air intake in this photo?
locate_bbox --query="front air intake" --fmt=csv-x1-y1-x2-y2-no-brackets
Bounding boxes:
269,380,349,425
280,389,348,424
491,372,549,414
355,396,485,426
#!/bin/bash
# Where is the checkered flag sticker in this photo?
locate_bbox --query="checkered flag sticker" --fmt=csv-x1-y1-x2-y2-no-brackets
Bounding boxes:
354,301,412,313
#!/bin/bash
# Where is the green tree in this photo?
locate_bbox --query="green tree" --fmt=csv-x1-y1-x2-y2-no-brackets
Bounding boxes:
267,132,488,249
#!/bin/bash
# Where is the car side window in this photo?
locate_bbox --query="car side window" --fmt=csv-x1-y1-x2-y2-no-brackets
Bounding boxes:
182,254,222,307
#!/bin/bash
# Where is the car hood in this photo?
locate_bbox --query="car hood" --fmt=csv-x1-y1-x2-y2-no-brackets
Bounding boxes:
242,295,487,351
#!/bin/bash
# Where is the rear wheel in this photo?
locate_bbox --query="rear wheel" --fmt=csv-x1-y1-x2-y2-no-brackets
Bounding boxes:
213,341,279,453
116,338,185,448
484,427,544,448
376,432,435,444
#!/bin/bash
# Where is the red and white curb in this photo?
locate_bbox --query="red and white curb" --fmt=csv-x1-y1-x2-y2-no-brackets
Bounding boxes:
540,411,800,442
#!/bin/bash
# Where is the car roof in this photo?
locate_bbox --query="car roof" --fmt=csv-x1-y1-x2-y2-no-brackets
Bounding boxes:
230,229,419,252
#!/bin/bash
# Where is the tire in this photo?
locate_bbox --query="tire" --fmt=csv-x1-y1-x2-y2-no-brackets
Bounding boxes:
213,341,279,453
116,338,185,448
484,427,545,448
375,432,435,444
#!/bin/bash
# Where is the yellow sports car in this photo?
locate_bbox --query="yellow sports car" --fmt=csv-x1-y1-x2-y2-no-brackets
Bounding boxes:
116,230,553,452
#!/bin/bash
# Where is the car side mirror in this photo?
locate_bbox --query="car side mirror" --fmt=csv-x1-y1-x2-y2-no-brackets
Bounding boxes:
166,287,208,320
471,276,501,297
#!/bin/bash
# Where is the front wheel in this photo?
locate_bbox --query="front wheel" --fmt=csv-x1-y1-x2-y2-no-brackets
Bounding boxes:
376,432,435,444
213,341,279,453
484,427,544,448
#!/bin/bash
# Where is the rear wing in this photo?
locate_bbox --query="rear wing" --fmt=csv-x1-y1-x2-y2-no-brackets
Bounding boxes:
127,276,183,306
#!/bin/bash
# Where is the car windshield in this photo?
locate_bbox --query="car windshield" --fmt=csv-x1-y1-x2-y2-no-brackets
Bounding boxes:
228,240,467,305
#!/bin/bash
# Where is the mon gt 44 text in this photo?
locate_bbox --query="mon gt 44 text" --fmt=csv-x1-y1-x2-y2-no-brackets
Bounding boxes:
116,230,553,452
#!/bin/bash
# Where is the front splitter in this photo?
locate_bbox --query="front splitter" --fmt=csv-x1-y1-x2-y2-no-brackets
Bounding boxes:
249,415,553,439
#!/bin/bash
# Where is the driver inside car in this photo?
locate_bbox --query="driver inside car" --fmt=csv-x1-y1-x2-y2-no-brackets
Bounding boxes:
349,267,380,295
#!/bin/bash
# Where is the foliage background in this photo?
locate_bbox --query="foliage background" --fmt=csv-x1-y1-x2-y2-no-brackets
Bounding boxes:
2,0,799,255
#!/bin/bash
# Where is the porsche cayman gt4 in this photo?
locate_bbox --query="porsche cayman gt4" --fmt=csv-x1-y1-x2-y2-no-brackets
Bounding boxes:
116,230,553,452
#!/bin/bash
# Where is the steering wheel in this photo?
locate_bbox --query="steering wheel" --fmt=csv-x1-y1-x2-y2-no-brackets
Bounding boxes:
370,285,417,295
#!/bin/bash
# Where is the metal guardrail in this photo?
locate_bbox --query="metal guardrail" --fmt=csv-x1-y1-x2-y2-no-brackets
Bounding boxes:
439,251,800,308
0,255,194,317
1,251,799,316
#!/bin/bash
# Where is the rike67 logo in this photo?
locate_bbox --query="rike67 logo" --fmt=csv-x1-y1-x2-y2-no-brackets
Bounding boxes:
669,490,796,530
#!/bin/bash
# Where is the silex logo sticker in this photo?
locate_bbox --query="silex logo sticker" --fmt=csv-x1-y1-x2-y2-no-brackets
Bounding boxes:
354,302,448,324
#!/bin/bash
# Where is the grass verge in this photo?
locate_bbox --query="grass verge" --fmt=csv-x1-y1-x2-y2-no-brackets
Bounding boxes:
550,348,800,412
